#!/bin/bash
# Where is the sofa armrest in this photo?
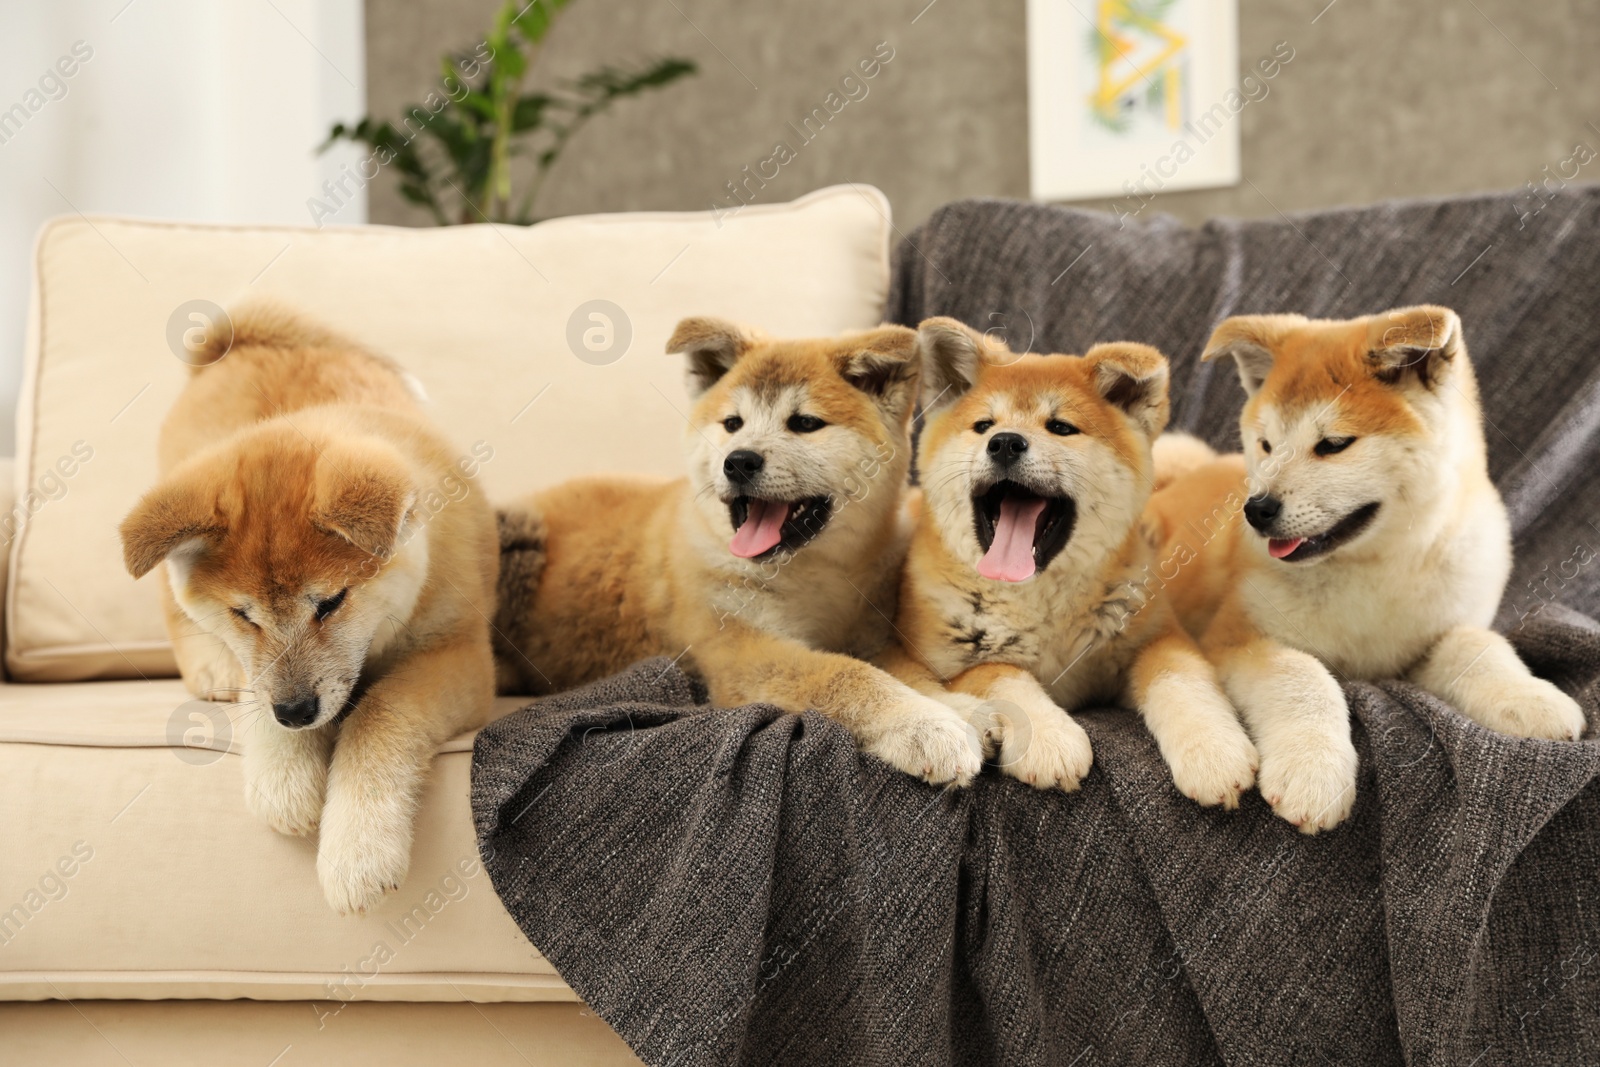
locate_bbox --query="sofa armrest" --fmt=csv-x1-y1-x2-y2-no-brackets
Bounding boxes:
0,457,15,680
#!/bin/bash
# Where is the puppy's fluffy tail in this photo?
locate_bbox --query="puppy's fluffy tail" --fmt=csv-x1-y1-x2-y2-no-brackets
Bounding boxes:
192,300,429,402
1151,432,1218,491
492,501,548,695
184,300,347,370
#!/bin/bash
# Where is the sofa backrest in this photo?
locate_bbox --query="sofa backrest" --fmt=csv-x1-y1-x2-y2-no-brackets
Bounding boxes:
9,186,892,681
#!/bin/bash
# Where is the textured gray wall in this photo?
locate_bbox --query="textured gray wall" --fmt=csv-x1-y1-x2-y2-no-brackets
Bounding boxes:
363,0,1598,232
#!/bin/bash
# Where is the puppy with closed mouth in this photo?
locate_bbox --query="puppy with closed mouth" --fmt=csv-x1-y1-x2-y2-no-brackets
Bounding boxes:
881,318,1258,804
120,304,498,914
1146,305,1586,833
493,316,982,786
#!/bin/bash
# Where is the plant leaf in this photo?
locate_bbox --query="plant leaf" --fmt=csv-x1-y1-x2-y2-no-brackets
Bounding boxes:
512,93,553,131
571,57,698,102
457,89,498,122
511,0,572,43
513,3,550,43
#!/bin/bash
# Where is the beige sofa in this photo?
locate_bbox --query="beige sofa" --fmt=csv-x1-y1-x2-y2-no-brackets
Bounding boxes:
0,187,894,1064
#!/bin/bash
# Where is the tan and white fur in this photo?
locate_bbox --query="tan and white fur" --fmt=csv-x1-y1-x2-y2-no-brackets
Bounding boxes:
881,318,1259,805
120,305,498,913
493,317,983,786
1147,305,1586,833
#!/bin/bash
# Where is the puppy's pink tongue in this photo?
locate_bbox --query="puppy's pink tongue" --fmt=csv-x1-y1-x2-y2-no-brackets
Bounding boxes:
1268,537,1305,560
730,499,790,558
978,496,1048,582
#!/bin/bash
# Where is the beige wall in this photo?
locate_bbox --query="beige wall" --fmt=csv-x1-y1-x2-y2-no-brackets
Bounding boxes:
364,0,1598,232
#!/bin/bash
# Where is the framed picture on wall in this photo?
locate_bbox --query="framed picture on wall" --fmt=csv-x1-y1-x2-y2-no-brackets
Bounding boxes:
1027,0,1242,204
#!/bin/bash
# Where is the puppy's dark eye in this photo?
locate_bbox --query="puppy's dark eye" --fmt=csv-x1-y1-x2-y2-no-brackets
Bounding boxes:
1045,419,1079,436
1261,439,1273,454
973,419,994,434
231,606,257,628
787,414,826,433
1315,436,1355,456
315,589,348,621
722,416,743,433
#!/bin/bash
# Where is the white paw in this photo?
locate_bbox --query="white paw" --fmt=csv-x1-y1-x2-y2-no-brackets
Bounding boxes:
1162,721,1259,810
1477,676,1587,741
317,821,410,916
244,754,326,837
865,698,983,786
244,767,323,844
1258,735,1358,834
991,704,1094,792
927,689,1000,757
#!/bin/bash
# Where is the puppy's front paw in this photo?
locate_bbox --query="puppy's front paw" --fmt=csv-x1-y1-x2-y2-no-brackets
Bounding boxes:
864,699,983,787
244,736,327,837
1162,721,1259,810
1478,675,1587,741
317,823,410,916
1258,735,1358,834
245,761,325,837
992,704,1093,792
927,689,1000,757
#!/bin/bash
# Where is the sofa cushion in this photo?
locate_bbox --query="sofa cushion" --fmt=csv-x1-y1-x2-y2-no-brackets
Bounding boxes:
9,186,892,681
0,679,571,1001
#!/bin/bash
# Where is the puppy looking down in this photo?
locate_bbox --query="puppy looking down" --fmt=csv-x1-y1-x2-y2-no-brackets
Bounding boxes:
494,317,982,785
1147,305,1586,833
881,318,1258,805
120,305,498,914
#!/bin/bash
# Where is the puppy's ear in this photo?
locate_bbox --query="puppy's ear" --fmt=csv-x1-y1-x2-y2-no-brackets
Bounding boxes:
1085,342,1171,438
312,439,417,560
1365,305,1463,389
666,316,761,396
836,325,920,416
1201,314,1301,396
917,317,999,412
120,472,225,579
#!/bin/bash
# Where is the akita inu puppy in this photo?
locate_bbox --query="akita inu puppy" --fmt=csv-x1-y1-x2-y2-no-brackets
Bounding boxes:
493,317,983,785
881,318,1259,805
120,305,498,914
1147,305,1586,833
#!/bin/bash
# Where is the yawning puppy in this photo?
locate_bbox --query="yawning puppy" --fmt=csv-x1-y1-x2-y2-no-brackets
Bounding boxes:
882,318,1258,804
1146,305,1586,833
120,305,499,913
493,317,982,785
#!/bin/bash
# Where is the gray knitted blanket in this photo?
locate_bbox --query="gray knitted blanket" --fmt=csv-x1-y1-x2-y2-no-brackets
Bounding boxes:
474,187,1600,1066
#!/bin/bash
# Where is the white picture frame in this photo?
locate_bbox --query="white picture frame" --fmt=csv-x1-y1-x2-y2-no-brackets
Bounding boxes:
1027,0,1242,203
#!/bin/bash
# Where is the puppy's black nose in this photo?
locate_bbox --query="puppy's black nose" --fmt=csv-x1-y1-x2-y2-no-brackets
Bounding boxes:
723,449,765,485
987,432,1028,463
273,696,319,728
1243,495,1283,532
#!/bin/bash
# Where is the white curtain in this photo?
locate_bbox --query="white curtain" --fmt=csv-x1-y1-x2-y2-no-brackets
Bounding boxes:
0,0,366,454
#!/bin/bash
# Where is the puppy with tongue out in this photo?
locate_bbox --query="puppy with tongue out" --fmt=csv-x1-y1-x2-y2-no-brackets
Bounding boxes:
880,317,1260,809
493,315,989,790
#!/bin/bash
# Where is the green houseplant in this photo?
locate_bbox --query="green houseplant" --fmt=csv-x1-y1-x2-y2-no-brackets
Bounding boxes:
323,0,696,225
